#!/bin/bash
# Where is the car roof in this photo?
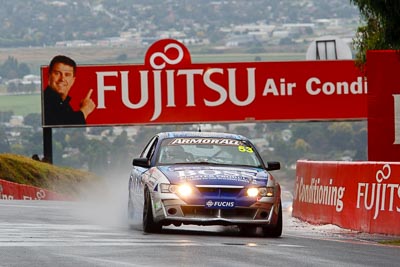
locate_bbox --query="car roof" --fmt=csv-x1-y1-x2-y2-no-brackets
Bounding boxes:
157,131,249,141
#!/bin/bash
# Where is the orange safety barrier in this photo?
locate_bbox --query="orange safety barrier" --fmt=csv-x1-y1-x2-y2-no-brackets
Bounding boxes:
0,179,70,201
293,160,400,235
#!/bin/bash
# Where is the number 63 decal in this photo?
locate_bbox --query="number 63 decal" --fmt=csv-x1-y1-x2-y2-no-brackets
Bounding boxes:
238,146,253,153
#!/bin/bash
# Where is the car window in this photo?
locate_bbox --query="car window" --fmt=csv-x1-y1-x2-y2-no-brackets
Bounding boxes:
140,136,158,159
147,138,158,160
156,137,263,167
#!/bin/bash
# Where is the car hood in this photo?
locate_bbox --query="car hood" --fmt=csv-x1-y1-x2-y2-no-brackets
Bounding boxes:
157,165,269,186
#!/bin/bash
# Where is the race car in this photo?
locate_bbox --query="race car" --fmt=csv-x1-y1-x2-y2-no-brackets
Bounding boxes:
127,131,283,237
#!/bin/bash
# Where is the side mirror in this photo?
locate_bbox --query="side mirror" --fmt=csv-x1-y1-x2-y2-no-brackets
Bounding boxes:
132,158,150,168
266,161,280,171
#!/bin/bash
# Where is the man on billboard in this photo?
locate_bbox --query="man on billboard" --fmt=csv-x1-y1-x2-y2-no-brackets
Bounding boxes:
43,55,95,126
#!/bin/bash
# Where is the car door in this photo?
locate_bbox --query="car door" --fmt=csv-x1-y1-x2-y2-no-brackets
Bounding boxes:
129,136,159,200
137,136,159,187
128,136,159,225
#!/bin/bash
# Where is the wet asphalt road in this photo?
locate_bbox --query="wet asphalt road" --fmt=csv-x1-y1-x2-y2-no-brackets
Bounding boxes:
0,200,399,267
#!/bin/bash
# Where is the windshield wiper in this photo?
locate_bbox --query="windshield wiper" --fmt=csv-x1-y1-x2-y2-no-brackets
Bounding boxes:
187,161,213,165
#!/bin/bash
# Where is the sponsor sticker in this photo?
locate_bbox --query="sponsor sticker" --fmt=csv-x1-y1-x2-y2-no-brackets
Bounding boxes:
205,199,235,209
170,138,243,146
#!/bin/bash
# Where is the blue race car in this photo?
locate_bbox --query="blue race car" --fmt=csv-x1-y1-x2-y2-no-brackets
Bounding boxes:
128,131,282,237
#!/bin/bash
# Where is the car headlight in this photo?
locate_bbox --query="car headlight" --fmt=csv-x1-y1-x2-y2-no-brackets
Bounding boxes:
247,187,259,197
177,184,192,197
160,183,173,193
247,187,274,197
160,183,193,197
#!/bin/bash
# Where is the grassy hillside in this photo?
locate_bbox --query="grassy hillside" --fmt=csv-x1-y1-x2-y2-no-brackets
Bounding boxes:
0,94,41,116
0,153,101,197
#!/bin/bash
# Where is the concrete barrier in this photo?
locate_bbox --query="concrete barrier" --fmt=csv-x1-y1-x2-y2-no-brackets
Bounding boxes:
293,160,400,235
0,178,70,201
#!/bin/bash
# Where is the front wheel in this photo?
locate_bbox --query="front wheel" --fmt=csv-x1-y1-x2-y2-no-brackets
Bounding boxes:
143,189,162,233
262,201,282,238
127,197,135,229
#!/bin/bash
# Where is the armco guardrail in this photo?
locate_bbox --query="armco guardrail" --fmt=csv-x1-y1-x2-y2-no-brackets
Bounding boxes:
0,178,70,201
293,160,400,236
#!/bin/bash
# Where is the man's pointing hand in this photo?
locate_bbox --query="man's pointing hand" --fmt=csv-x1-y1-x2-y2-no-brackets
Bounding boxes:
80,89,96,119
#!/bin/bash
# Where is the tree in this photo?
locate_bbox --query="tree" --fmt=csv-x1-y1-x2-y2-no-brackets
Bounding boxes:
0,111,13,123
6,82,18,93
17,62,30,77
85,139,110,175
19,130,43,157
109,130,133,171
0,56,31,79
327,122,355,151
24,113,41,130
234,125,250,138
0,126,11,153
351,0,400,65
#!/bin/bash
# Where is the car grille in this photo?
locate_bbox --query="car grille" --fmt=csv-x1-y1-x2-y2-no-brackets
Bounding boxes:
196,187,242,197
180,206,257,219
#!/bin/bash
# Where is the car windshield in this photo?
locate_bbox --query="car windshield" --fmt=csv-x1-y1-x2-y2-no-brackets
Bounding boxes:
156,137,263,168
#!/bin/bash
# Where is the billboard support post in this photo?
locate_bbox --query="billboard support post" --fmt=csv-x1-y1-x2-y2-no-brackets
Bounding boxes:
43,127,53,164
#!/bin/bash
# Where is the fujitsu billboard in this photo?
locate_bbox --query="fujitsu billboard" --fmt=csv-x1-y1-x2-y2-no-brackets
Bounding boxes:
41,39,367,127
367,50,400,161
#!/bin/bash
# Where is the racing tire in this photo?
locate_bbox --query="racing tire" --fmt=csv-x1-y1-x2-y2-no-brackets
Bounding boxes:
262,201,282,238
143,189,162,233
127,197,135,230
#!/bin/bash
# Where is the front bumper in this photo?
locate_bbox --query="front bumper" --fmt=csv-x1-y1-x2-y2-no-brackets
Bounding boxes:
154,198,279,226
